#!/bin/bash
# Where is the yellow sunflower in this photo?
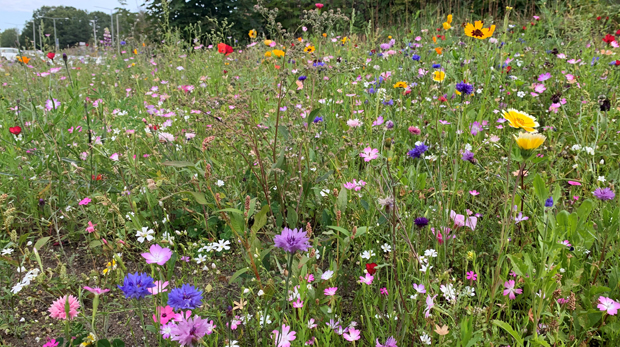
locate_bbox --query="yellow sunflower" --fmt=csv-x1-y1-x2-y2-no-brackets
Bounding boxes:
464,21,496,39
502,109,539,132
432,71,446,82
304,45,316,53
393,81,408,88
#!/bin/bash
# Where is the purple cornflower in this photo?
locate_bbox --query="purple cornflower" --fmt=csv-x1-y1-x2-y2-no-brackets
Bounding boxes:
298,76,307,81
117,272,155,299
470,121,483,135
313,116,323,123
411,54,420,61
414,217,429,228
461,150,475,163
545,197,554,207
432,63,441,69
376,336,398,347
383,99,394,106
456,81,474,95
274,227,310,253
170,316,215,346
407,143,428,159
168,284,203,310
385,120,395,129
593,188,615,201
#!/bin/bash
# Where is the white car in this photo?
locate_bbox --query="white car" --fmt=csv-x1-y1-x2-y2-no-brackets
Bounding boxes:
0,47,19,61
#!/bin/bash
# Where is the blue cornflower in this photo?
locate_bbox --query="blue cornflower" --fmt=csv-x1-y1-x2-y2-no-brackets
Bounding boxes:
120,41,126,45
168,284,204,310
461,150,475,163
298,75,307,81
274,227,310,253
411,54,420,61
377,53,383,57
591,57,599,66
313,61,325,67
383,99,394,106
368,87,376,94
407,143,428,159
313,116,323,123
432,63,441,69
456,82,474,95
544,197,554,207
414,217,429,228
118,272,155,300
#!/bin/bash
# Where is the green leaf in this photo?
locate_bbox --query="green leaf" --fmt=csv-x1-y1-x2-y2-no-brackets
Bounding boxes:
34,236,51,251
533,174,548,206
308,108,321,120
316,170,333,183
251,205,269,233
179,191,208,205
145,324,157,333
337,187,347,212
111,340,125,347
287,207,298,228
327,225,350,237
89,240,103,249
507,254,530,278
277,125,290,140
162,160,195,167
96,340,111,347
229,267,250,284
215,208,244,215
492,320,524,347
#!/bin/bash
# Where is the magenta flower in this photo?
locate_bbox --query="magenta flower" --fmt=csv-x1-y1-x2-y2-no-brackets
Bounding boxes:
597,296,620,315
324,287,338,296
274,227,310,253
85,221,96,233
42,338,59,347
424,294,437,318
360,147,379,162
343,179,367,191
83,286,110,295
380,287,388,295
170,316,215,346
292,299,304,308
376,337,398,347
141,244,173,265
153,305,181,325
109,153,119,161
538,73,551,81
45,99,60,111
272,324,296,347
343,327,361,341
503,280,523,300
466,271,477,281
450,210,477,231
79,197,91,205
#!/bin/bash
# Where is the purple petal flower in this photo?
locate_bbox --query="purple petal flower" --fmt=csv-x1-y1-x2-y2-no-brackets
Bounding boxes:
274,227,310,253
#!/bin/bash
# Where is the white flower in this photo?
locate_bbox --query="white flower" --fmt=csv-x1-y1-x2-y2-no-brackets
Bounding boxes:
194,254,207,264
225,340,239,347
598,176,606,182
420,263,433,273
321,270,334,280
257,289,265,296
320,189,330,197
176,66,184,70
216,180,225,187
215,239,231,252
464,143,473,151
381,243,392,253
463,286,476,297
517,91,525,98
440,283,457,302
1,248,14,256
258,313,272,326
136,227,155,243
476,88,483,94
420,333,431,345
570,144,582,152
424,249,438,258
584,146,595,155
360,250,375,259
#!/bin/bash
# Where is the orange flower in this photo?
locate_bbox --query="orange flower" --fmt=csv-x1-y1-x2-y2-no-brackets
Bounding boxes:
17,56,31,64
142,43,146,47
435,47,443,55
133,49,138,54
432,36,437,44
297,37,303,42
322,33,327,37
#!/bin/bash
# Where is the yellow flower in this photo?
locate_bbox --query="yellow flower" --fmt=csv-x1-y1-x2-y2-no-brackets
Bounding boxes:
264,51,272,57
393,81,407,88
388,36,392,39
133,49,138,54
272,49,285,58
447,14,453,24
432,71,446,82
502,109,539,132
443,22,452,30
514,132,546,150
466,250,476,261
249,29,257,38
304,45,316,53
464,21,496,39
506,6,513,10
341,37,348,44
264,40,273,46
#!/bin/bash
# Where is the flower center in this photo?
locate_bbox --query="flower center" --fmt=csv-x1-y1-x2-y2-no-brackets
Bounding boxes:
471,29,484,37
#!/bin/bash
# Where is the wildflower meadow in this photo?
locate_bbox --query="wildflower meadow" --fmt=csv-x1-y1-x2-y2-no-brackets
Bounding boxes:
2,1,620,346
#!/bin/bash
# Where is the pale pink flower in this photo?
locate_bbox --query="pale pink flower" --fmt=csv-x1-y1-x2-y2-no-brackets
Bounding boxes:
359,273,374,285
343,327,361,341
49,295,80,320
109,153,119,161
85,221,96,233
347,119,363,128
597,296,620,315
149,280,170,295
503,280,522,300
272,324,296,347
360,147,379,162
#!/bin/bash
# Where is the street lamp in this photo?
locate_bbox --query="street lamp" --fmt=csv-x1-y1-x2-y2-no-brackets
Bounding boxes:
38,17,69,50
89,19,97,48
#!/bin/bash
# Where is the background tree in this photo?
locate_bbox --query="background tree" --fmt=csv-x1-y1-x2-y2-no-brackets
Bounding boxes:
0,28,20,47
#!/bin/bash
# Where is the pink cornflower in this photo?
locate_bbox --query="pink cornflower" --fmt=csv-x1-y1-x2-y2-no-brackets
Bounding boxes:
49,295,80,320
79,197,91,205
149,280,169,295
324,287,338,296
141,244,173,265
42,338,59,347
360,147,379,162
359,273,374,285
154,305,181,325
343,327,361,341
85,221,96,233
272,324,297,347
408,126,421,135
293,299,304,308
83,286,110,295
503,280,522,300
597,296,620,315
466,271,477,281
380,287,388,295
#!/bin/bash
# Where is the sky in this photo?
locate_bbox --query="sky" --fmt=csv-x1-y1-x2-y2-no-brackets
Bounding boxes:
0,0,144,31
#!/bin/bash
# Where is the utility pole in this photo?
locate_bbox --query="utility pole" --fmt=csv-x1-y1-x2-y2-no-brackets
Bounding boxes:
39,17,69,51
95,6,115,47
33,21,36,50
90,19,97,49
116,14,120,54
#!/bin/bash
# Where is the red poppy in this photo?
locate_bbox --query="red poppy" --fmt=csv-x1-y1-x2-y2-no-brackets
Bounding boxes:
370,49,376,54
366,263,378,275
274,65,281,69
437,35,446,40
438,96,447,102
152,125,159,131
506,66,512,72
92,174,103,180
223,70,228,74
597,16,602,20
217,43,234,56
315,3,324,9
603,34,616,44
9,126,22,135
615,60,620,66
47,52,55,60
616,29,620,36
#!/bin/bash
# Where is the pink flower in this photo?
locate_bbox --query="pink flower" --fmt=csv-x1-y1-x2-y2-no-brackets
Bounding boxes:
324,287,338,296
141,244,173,265
343,327,361,341
170,316,215,346
503,280,522,300
49,295,80,320
424,294,437,318
450,210,477,231
360,147,379,162
42,338,59,347
466,271,477,281
293,299,304,308
273,324,297,347
343,179,367,191
408,126,421,134
154,305,181,325
469,190,479,196
533,83,546,94
149,280,170,295
568,181,581,186
79,197,91,205
315,3,324,9
380,287,388,295
347,119,363,127
85,221,96,233
359,273,374,285
412,283,426,294
83,286,109,295
597,296,620,315
110,153,119,161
